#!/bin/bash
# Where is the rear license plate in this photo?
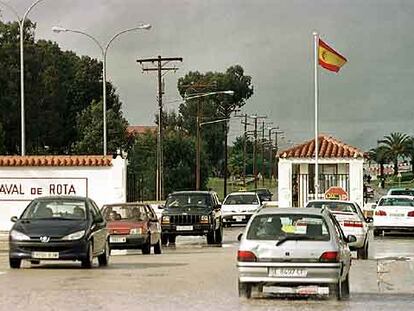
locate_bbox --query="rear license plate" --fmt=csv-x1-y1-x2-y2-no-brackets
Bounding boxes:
176,225,193,231
110,236,126,243
32,252,59,259
390,213,405,217
233,216,246,222
269,268,307,277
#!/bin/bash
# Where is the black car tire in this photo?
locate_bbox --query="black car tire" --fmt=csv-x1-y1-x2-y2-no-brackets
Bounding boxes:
168,235,176,245
154,240,162,254
98,241,110,267
357,242,368,260
81,242,93,269
9,258,21,269
329,274,350,300
206,230,215,244
238,281,252,299
142,237,151,255
161,234,168,246
214,224,223,244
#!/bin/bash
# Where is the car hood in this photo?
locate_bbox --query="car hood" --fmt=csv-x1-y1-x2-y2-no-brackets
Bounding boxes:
12,219,88,238
107,220,146,229
222,204,260,212
162,207,211,215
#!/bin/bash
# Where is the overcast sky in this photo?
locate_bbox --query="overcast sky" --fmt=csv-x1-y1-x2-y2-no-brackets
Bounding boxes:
2,0,414,151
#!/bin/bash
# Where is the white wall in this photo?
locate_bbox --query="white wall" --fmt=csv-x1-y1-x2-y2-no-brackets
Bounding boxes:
0,156,127,230
349,159,364,208
278,160,292,207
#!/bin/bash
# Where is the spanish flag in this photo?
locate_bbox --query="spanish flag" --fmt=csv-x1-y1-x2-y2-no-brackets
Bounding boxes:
318,39,347,73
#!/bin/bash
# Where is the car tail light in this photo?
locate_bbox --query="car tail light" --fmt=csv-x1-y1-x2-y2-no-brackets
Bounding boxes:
407,211,414,217
375,210,387,216
237,250,257,262
343,220,363,228
319,251,339,263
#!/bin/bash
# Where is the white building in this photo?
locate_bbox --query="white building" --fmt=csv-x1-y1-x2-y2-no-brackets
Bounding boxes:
277,135,365,208
0,155,127,230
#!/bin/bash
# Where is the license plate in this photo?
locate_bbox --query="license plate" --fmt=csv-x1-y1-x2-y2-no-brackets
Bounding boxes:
390,213,405,217
233,216,246,222
176,225,193,231
32,252,59,259
269,268,307,277
110,236,126,243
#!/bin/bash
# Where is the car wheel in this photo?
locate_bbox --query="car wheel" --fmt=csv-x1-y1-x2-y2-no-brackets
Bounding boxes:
168,235,176,245
373,229,380,237
142,238,151,255
154,239,162,254
329,282,340,300
206,230,215,244
9,258,21,269
81,242,93,269
340,274,350,299
214,224,223,244
98,240,110,267
161,234,168,246
357,243,369,260
238,280,252,299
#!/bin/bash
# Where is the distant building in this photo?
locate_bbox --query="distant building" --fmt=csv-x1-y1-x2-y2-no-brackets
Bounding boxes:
277,135,365,208
127,125,157,137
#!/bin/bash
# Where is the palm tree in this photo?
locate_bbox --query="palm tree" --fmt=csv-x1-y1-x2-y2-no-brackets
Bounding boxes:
405,137,414,175
379,132,410,175
368,145,391,188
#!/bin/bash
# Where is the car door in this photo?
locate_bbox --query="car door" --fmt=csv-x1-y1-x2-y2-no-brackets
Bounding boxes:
329,213,352,278
146,205,161,244
89,200,107,254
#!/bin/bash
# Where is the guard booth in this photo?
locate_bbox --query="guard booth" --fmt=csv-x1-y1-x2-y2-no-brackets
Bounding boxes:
277,135,365,208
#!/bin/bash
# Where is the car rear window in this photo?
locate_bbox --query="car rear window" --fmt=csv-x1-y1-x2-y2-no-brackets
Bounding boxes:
246,214,330,241
389,190,414,196
379,197,414,207
307,201,357,213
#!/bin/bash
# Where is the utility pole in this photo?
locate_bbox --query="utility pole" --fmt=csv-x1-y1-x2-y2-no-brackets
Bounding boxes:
261,121,266,187
241,114,249,188
137,56,183,201
268,128,273,183
250,115,267,190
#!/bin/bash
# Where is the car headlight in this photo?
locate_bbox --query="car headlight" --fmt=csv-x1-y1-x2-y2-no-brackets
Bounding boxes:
10,230,30,241
161,216,170,224
130,228,142,235
61,230,85,241
200,215,210,223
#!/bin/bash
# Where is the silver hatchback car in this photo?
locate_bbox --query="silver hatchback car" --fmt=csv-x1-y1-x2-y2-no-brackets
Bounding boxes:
237,208,355,300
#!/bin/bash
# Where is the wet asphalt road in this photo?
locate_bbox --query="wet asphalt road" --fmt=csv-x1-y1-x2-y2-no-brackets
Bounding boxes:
0,228,413,311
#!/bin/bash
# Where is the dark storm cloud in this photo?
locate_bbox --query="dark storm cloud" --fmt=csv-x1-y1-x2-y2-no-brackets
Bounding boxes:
2,0,414,150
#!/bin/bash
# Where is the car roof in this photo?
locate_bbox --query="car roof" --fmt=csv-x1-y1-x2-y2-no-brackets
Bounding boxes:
226,191,257,195
256,207,326,216
379,195,414,199
307,199,356,204
387,188,414,192
169,191,213,195
103,202,149,207
34,196,89,201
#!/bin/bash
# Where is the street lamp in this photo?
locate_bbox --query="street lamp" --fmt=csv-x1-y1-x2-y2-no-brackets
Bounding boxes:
183,90,234,190
52,23,151,156
0,0,47,155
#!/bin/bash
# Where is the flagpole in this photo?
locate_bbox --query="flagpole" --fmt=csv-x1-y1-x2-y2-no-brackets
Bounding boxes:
313,31,319,199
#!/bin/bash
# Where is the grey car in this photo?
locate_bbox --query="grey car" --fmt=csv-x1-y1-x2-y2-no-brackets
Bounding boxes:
237,208,355,300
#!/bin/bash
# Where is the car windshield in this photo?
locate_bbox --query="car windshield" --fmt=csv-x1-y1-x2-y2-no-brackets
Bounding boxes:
379,197,414,207
165,193,211,208
223,194,259,205
307,201,357,213
21,199,87,220
102,205,148,221
389,190,414,196
246,214,330,241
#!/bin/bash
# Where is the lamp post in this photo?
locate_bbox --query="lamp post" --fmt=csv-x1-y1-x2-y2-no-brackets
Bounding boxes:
52,23,151,156
0,0,46,155
183,91,234,190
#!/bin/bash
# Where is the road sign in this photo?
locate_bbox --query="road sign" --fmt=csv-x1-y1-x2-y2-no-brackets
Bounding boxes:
325,186,348,200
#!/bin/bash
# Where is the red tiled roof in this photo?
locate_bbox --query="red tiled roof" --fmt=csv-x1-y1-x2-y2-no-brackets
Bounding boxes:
278,135,364,159
0,156,112,167
127,126,157,135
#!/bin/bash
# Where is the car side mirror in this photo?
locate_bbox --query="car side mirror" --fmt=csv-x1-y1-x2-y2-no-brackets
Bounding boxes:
346,235,357,243
158,205,165,209
10,216,18,223
237,232,243,241
94,215,104,223
214,204,221,210
365,217,373,223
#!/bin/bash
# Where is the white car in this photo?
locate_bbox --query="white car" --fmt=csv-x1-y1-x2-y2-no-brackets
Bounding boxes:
306,200,371,259
221,192,261,226
373,195,414,235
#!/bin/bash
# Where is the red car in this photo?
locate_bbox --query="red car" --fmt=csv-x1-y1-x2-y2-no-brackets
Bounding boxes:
102,203,162,254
